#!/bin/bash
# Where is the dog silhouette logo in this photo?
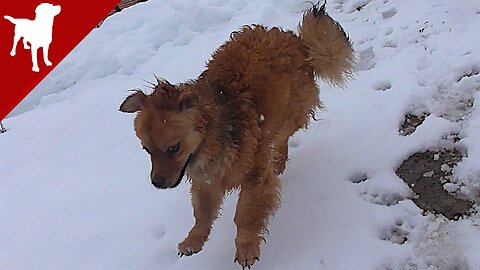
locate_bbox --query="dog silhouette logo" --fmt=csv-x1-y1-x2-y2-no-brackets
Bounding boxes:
4,3,61,72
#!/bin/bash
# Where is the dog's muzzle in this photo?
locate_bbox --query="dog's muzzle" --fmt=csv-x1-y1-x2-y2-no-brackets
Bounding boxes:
151,154,192,189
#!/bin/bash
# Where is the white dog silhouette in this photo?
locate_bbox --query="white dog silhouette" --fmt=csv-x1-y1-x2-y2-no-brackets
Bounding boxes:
4,3,61,72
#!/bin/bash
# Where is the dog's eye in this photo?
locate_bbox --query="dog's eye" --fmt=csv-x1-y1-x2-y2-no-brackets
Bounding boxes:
166,142,181,155
142,146,151,155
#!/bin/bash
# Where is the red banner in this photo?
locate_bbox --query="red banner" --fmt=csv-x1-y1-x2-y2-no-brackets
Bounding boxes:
0,0,120,120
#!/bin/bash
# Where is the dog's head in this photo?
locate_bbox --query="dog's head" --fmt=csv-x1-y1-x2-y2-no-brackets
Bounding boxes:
36,3,61,18
120,80,205,189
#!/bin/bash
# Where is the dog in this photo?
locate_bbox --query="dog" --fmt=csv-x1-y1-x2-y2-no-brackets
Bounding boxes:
120,3,353,269
4,3,61,72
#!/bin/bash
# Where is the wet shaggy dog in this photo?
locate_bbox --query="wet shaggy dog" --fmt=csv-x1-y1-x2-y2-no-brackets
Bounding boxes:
120,3,353,269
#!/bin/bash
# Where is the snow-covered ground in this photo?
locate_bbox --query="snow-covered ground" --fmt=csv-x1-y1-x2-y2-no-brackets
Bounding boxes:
2,0,480,269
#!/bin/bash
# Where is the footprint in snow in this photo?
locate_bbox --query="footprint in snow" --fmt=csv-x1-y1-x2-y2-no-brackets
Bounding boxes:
359,191,406,206
342,0,371,14
348,172,369,184
357,47,376,71
349,173,407,206
416,56,431,71
381,7,397,19
353,2,367,12
383,38,398,48
373,80,392,91
288,137,301,148
383,27,393,36
331,0,349,5
380,223,409,245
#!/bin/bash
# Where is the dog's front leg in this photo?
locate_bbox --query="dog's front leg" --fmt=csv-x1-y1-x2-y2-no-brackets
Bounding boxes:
234,170,281,269
43,44,52,66
31,46,40,72
178,180,223,256
10,34,20,56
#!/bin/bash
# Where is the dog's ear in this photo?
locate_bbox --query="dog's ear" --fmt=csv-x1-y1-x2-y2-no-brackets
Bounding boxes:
178,91,199,111
119,91,147,113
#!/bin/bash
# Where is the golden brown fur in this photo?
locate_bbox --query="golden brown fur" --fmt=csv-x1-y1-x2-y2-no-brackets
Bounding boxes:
120,3,353,268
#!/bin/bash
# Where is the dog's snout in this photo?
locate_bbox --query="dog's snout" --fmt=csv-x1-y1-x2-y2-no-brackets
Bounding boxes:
151,175,168,189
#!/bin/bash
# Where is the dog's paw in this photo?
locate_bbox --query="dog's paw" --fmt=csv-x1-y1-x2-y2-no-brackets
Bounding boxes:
234,240,260,269
32,66,40,72
45,60,52,66
177,234,207,257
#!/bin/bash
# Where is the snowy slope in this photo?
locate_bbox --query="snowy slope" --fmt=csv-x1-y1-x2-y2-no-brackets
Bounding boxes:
2,0,480,270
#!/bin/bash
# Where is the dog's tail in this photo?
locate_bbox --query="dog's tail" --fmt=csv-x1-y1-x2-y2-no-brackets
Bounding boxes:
4,16,17,24
298,2,354,86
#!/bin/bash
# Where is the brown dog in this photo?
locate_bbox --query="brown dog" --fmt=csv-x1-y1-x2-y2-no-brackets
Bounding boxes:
120,3,353,269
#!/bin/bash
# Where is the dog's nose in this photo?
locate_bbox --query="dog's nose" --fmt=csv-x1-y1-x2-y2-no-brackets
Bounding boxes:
151,175,167,189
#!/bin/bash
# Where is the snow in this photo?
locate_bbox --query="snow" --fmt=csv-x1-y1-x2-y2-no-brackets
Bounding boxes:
2,0,480,269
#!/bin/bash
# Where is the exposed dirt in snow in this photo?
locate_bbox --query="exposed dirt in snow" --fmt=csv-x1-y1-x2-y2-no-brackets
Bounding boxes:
399,113,430,136
98,0,149,27
396,149,474,220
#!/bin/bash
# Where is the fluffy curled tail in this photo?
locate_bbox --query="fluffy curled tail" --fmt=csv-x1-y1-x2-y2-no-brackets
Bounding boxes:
298,2,354,86
4,16,16,24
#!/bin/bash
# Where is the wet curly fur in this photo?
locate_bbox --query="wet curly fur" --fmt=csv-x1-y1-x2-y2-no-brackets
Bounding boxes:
120,2,353,269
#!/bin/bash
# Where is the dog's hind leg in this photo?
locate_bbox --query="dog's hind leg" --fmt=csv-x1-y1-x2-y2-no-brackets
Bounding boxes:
273,121,297,175
273,137,288,175
10,34,20,56
30,46,40,72
178,180,223,256
43,44,52,66
234,169,281,268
